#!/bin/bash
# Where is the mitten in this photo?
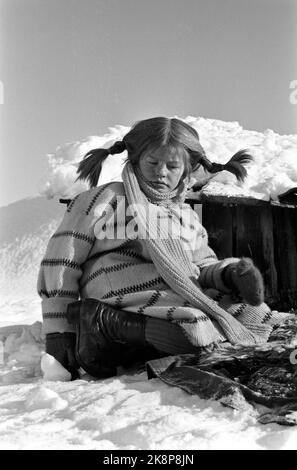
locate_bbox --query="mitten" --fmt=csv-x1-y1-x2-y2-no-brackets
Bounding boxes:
222,257,264,306
45,332,79,380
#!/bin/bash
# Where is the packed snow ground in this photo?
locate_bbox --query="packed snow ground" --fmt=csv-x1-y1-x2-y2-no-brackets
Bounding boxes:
1,116,297,450
1,320,297,450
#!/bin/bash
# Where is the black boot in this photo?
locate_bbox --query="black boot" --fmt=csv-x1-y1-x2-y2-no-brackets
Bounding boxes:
66,298,164,378
66,299,117,378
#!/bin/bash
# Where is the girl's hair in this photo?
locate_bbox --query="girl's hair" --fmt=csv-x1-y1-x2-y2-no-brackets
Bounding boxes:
76,117,253,187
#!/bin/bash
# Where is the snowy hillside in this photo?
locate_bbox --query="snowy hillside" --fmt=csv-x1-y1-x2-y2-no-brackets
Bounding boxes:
1,117,297,450
0,197,64,325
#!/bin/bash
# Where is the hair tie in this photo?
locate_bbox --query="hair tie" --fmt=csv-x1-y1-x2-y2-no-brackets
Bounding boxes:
208,162,224,174
197,150,253,182
109,140,126,155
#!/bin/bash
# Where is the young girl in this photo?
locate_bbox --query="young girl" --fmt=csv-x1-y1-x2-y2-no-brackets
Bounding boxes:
38,117,288,380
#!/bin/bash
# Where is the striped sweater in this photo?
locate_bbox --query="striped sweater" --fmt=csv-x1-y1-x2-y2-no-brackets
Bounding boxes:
37,182,238,336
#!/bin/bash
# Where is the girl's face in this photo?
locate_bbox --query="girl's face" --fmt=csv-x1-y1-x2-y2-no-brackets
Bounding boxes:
139,147,185,192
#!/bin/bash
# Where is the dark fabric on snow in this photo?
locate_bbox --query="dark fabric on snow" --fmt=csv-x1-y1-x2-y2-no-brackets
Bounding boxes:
146,314,297,425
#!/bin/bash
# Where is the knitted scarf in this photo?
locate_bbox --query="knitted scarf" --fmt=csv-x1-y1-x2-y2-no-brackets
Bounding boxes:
133,165,189,207
122,161,271,346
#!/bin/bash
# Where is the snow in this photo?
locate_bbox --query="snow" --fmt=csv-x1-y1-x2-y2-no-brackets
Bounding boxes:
41,353,72,382
40,116,297,202
1,330,297,449
0,116,297,449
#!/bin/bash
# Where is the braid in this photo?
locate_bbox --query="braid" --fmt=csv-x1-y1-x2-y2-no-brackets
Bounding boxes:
190,149,253,182
76,140,126,187
109,140,127,155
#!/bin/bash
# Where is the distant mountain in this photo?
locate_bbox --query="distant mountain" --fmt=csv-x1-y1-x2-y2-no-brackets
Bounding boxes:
0,197,65,301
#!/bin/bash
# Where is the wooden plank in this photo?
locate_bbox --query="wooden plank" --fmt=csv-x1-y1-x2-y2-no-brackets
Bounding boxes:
234,205,276,303
272,206,297,308
201,202,233,259
259,206,278,304
234,205,263,260
187,192,269,207
186,192,297,209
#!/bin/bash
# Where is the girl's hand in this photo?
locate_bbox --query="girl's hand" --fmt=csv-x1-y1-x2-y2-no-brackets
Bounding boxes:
222,258,264,306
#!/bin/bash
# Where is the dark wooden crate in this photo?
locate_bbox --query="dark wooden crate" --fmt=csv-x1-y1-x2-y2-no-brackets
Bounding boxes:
187,193,297,310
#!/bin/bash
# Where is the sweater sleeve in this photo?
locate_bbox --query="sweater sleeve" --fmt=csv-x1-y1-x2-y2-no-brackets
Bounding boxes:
37,183,118,334
190,211,219,269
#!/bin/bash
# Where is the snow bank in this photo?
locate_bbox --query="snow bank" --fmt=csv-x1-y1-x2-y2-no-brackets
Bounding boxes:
41,125,130,200
0,322,43,385
40,116,297,202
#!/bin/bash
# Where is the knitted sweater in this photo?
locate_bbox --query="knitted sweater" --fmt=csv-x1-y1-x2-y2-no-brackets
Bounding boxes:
38,182,237,337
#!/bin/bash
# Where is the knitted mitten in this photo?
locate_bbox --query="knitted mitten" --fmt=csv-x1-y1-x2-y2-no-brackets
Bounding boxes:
222,258,264,306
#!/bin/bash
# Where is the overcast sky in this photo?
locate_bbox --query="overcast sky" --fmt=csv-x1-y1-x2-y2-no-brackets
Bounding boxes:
1,0,296,206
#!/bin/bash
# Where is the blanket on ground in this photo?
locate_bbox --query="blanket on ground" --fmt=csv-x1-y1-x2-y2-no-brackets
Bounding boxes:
146,314,297,426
